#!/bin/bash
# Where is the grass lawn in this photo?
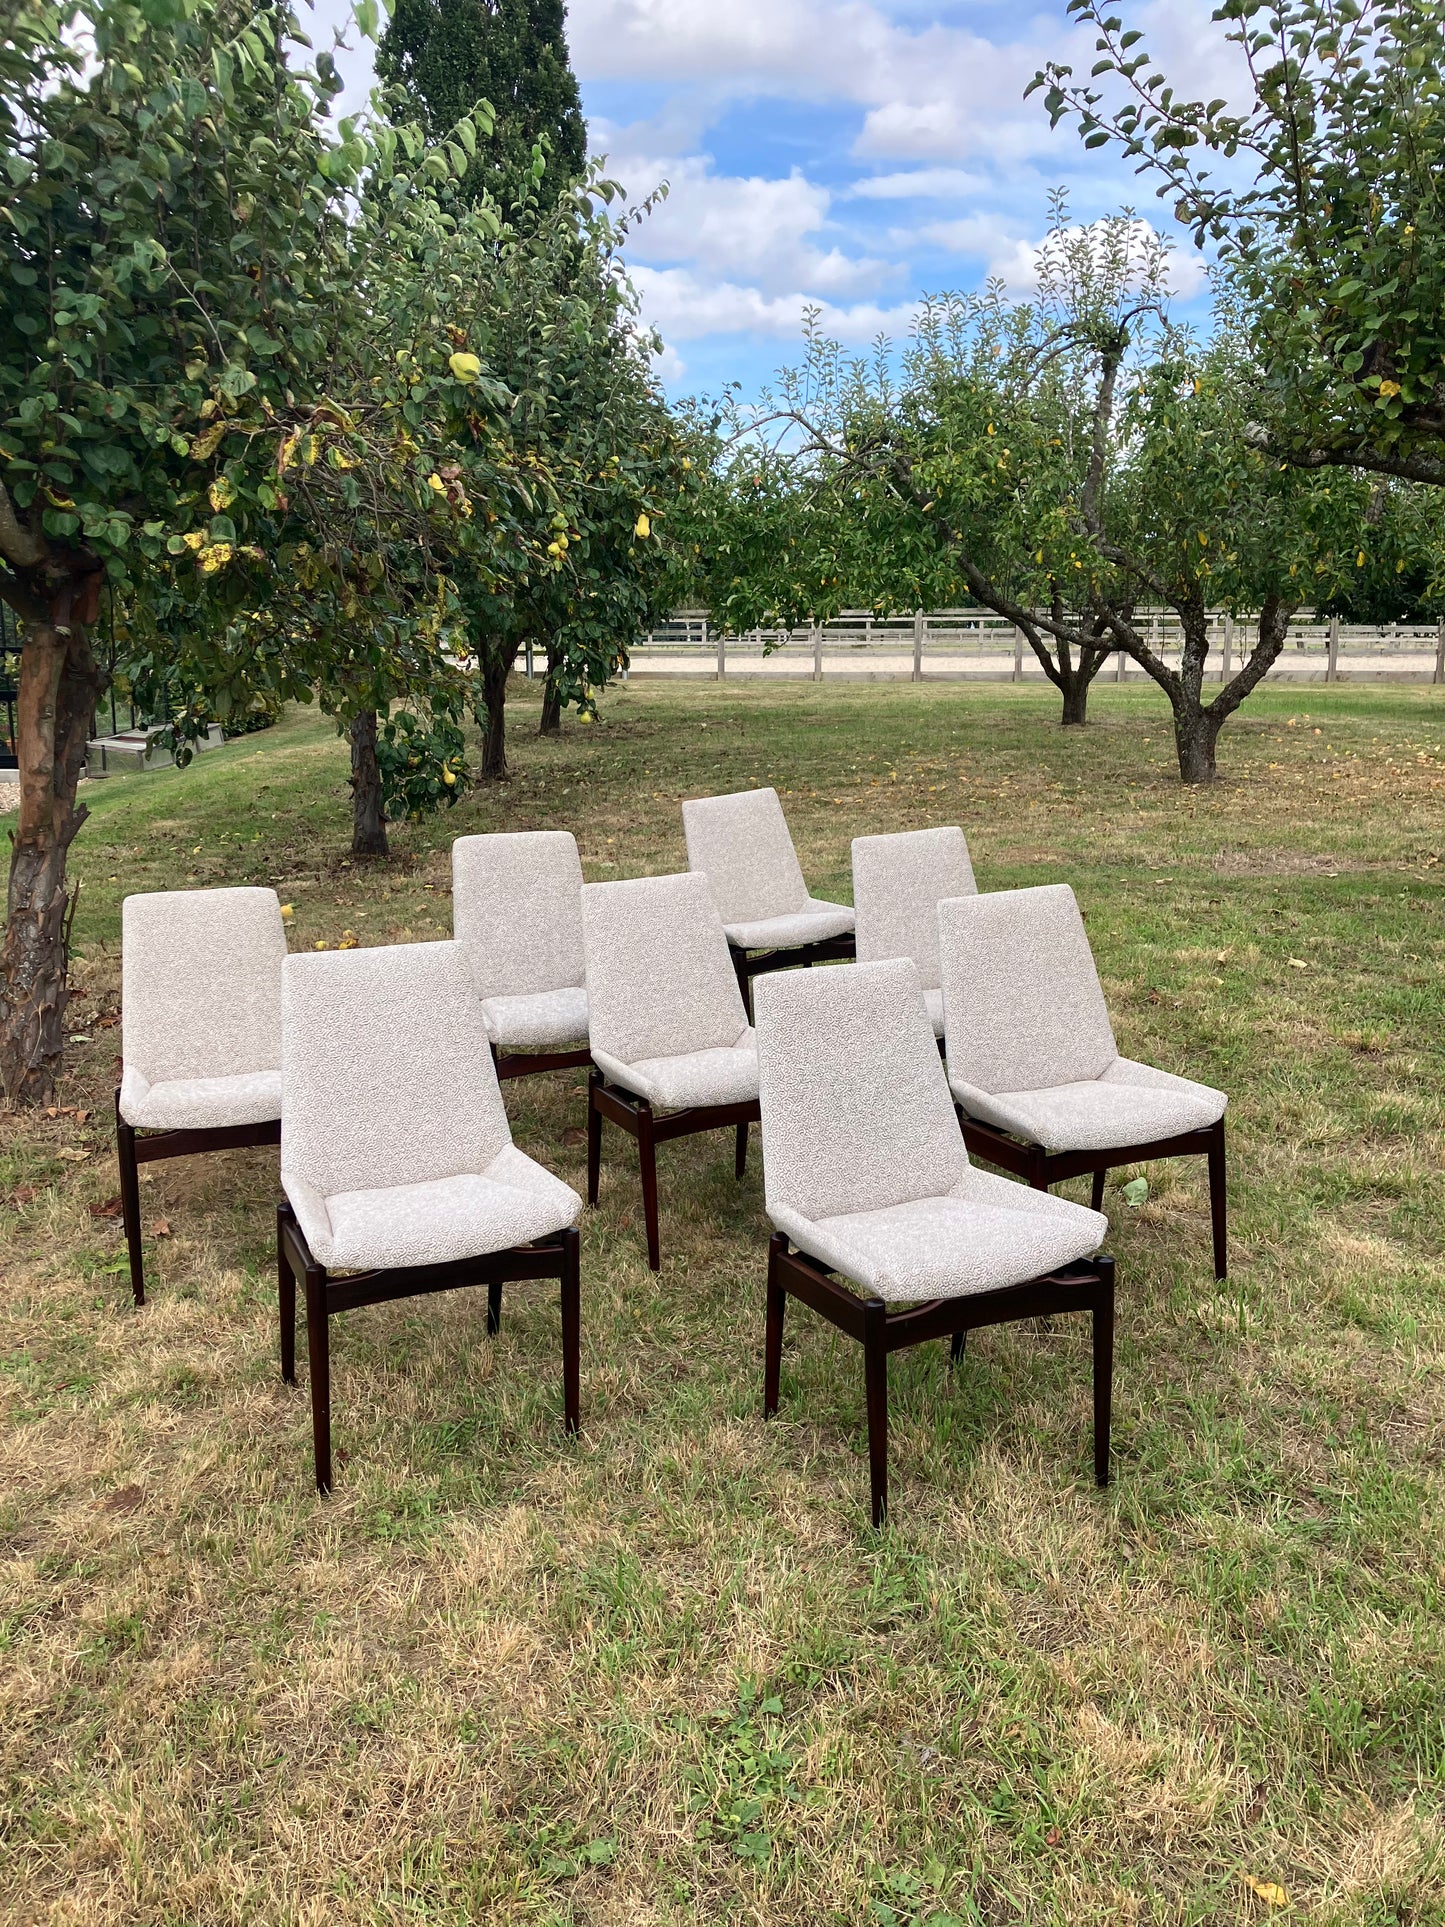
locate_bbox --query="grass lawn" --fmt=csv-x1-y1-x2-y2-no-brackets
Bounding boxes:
2,677,1443,1926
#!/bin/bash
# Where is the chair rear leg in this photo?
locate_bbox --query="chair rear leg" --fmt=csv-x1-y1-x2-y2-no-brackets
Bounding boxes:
1208,1121,1228,1281
638,1103,661,1271
304,1267,333,1494
115,1100,145,1308
486,1279,503,1335
277,1205,296,1385
1091,1168,1107,1212
863,1298,889,1527
735,1119,748,1180
559,1227,581,1436
1093,1276,1115,1488
764,1236,787,1417
948,1328,967,1367
586,1072,602,1206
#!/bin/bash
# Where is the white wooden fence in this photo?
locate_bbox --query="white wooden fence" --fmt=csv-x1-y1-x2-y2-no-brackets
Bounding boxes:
619,610,1445,684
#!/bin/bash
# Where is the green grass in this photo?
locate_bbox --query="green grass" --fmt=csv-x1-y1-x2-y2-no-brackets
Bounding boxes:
2,676,1443,1925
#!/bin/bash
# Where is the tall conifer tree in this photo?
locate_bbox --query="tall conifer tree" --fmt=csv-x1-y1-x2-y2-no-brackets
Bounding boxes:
378,0,586,213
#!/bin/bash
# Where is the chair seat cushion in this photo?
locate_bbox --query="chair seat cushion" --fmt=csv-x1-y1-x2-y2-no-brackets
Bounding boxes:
724,900,855,952
593,1037,758,1111
772,1167,1106,1303
119,1064,282,1131
924,986,944,1039
285,1143,580,1271
950,1056,1227,1154
481,986,588,1050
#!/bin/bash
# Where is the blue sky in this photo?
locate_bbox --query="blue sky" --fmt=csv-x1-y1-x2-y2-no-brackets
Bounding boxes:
311,0,1238,401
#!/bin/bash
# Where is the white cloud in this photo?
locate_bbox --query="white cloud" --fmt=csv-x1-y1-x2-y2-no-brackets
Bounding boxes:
851,167,993,200
921,212,1211,301
601,142,892,297
630,265,918,343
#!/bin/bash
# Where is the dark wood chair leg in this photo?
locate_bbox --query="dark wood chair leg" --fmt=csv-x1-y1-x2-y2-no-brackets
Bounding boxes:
586,1070,602,1206
863,1297,889,1528
1208,1120,1227,1281
486,1279,503,1335
1028,1148,1051,1192
764,1234,787,1417
1093,1272,1115,1488
1091,1168,1107,1212
637,1100,661,1271
735,1119,748,1180
115,1098,145,1309
559,1226,581,1436
949,1328,967,1367
277,1204,296,1385
304,1265,332,1495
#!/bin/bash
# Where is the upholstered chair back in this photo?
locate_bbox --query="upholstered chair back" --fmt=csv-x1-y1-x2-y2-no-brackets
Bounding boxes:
122,886,286,1085
452,831,585,1000
682,787,810,925
852,826,976,988
939,884,1117,1095
281,941,511,1201
755,958,968,1225
581,872,750,1066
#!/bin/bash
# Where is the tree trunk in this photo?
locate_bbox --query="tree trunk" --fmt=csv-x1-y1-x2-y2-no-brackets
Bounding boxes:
1060,675,1091,725
1171,702,1224,782
0,617,104,1107
480,646,517,781
539,659,562,735
349,709,388,857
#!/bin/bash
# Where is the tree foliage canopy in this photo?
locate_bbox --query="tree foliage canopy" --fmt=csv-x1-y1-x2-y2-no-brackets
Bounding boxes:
1031,0,1445,485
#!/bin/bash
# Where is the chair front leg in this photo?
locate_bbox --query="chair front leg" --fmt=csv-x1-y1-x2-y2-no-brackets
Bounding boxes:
559,1226,581,1436
586,1070,603,1206
1091,1168,1107,1212
763,1233,787,1417
637,1100,661,1271
863,1297,889,1528
115,1094,145,1309
735,1119,749,1181
1207,1120,1227,1281
277,1203,297,1385
304,1265,333,1495
486,1279,503,1335
948,1328,967,1367
1092,1260,1115,1488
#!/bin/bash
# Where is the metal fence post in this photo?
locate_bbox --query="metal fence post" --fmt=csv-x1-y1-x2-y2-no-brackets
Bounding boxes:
1435,618,1444,685
1013,626,1023,682
812,621,823,683
714,620,724,679
525,639,533,679
1327,614,1340,683
1222,614,1233,683
912,610,924,682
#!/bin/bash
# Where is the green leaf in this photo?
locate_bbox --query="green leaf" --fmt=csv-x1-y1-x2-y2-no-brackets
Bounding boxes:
1122,1177,1149,1207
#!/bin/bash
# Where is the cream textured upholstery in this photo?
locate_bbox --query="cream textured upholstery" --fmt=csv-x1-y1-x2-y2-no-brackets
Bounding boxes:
940,884,1228,1153
853,826,976,1036
755,959,1106,1303
281,940,579,1270
683,787,854,951
452,831,588,1049
581,872,759,1109
120,887,286,1130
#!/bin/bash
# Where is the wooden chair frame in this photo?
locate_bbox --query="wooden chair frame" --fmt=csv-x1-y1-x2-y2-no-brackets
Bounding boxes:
729,932,856,1019
764,1231,1116,1526
115,1087,280,1308
956,1109,1227,1281
587,1067,760,1271
489,1041,593,1083
277,1201,580,1493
